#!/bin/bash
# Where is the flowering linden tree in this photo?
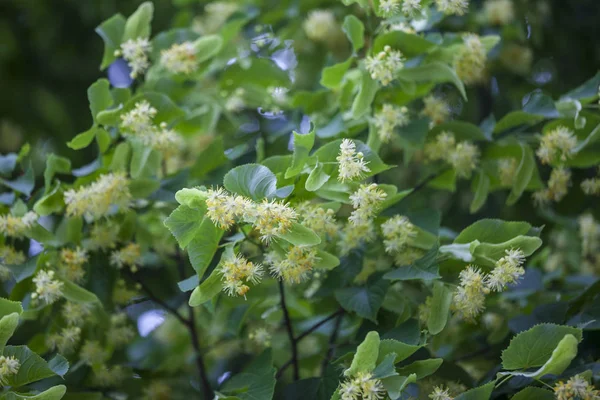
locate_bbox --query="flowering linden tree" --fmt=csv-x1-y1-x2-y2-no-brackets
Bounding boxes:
1,0,600,399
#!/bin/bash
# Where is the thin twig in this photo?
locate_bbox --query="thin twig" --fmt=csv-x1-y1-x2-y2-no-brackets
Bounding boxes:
278,280,299,381
321,310,344,375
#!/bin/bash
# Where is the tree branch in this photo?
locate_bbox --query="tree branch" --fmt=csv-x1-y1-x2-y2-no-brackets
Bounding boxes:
278,280,299,381
321,310,344,375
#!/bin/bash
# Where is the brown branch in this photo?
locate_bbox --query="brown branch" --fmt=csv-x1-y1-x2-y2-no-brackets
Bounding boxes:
278,280,299,381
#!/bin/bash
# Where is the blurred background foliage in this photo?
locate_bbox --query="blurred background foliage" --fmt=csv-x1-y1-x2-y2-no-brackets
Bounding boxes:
0,0,599,162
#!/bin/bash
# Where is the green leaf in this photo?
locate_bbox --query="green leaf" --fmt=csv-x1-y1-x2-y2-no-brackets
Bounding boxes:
470,170,490,213
0,299,23,318
351,70,379,119
43,154,71,194
511,387,555,400
342,15,365,53
335,277,389,322
189,268,222,307
34,183,64,216
60,280,101,305
377,339,421,364
345,331,380,376
224,164,279,201
454,381,495,400
305,162,331,191
0,164,35,196
130,140,161,179
164,205,207,249
87,79,112,121
373,31,436,58
174,188,208,209
381,374,416,400
321,58,353,89
372,353,398,379
67,127,98,150
454,219,531,244
395,358,443,379
499,334,578,379
0,385,67,400
3,346,57,387
427,282,452,335
285,130,315,178
190,136,228,178
313,250,340,270
47,354,69,377
220,350,276,400
397,62,466,100
472,235,542,267
276,222,321,247
110,142,132,172
96,14,126,70
506,143,535,205
501,324,582,370
187,220,223,277
0,314,20,352
128,178,160,198
122,1,153,42
493,111,544,134
0,154,18,176
193,35,224,63
562,71,600,104
384,249,440,281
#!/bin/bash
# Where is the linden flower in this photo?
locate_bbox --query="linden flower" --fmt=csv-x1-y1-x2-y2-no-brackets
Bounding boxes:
80,340,108,366
303,10,337,42
253,200,297,243
225,88,246,112
32,270,63,305
500,44,533,76
384,22,416,34
193,1,238,34
554,375,600,400
379,0,401,16
120,101,157,135
337,139,371,182
365,45,405,86
582,177,600,195
340,372,385,400
483,0,514,25
381,215,416,255
487,248,526,291
113,279,141,305
117,37,152,78
349,184,388,226
0,245,25,281
297,202,337,237
110,243,142,272
0,211,38,239
448,142,479,178
0,355,20,385
429,386,453,400
267,246,318,284
373,104,410,143
89,220,120,250
93,365,126,387
338,220,376,255
422,95,451,127
218,253,264,297
248,327,272,347
47,326,81,354
62,301,92,326
545,167,571,202
424,132,456,161
536,126,578,165
454,34,487,85
498,158,518,186
59,247,88,283
160,41,198,74
64,173,131,220
108,313,136,348
435,0,469,15
453,266,489,321
579,214,599,258
402,0,422,15
394,247,425,266
205,188,249,229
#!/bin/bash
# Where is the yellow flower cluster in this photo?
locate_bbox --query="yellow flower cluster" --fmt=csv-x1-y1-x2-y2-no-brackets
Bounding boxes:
32,270,63,305
554,375,599,400
248,327,272,347
581,167,600,195
89,220,120,250
536,126,577,165
297,202,338,237
113,279,141,305
108,313,136,348
0,355,20,385
378,0,401,16
93,365,126,387
303,10,337,42
373,104,410,143
533,167,571,205
429,386,454,400
339,371,385,400
381,215,416,255
120,101,184,158
64,173,131,220
454,249,526,320
349,184,388,226
337,139,371,182
422,95,451,127
266,246,318,284
59,247,88,283
193,1,238,34
435,0,469,15
0,245,25,281
483,0,514,25
205,188,297,243
110,243,142,272
218,253,263,297
116,37,152,78
365,45,405,86
338,222,376,256
47,326,81,354
498,158,518,186
80,340,108,366
0,211,37,239
160,41,198,74
62,301,92,326
454,34,487,85
425,132,479,178
402,0,422,15
579,214,600,273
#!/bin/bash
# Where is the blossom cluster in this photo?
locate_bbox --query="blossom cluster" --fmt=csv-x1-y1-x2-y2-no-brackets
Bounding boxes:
32,270,64,305
218,253,263,297
64,173,131,220
265,246,318,284
0,211,37,239
339,371,385,400
373,104,410,143
425,132,480,178
160,41,198,74
58,247,88,283
454,34,487,85
380,215,424,265
581,167,600,195
116,37,152,78
303,10,338,43
533,167,571,204
435,0,469,15
554,375,599,400
337,139,371,182
453,249,526,320
483,0,515,25
0,245,26,281
365,45,405,86
0,355,20,385
422,95,451,127
379,0,421,16
536,126,577,165
110,243,142,272
297,202,338,237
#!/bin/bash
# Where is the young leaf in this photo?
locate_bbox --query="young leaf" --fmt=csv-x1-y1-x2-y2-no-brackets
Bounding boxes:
285,130,315,179
454,381,495,400
305,162,331,192
3,346,57,387
381,374,416,400
345,331,380,376
506,143,535,205
321,58,353,89
395,358,443,379
342,15,365,53
397,62,466,100
0,314,20,352
96,14,126,70
189,269,222,307
454,219,532,244
223,164,279,200
351,70,379,118
193,35,224,63
470,170,490,213
275,222,321,247
511,387,555,400
427,282,452,335
335,277,389,322
377,339,421,364
0,385,67,400
122,2,153,42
